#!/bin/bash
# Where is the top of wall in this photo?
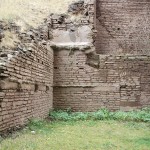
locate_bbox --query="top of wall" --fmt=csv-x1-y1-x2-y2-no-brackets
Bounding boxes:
0,0,75,30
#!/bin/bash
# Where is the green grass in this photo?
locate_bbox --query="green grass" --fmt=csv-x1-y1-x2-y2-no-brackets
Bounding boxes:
0,120,150,150
0,109,150,150
50,108,150,122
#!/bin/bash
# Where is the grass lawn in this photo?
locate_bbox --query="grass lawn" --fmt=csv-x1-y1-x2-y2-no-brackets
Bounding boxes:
0,120,150,150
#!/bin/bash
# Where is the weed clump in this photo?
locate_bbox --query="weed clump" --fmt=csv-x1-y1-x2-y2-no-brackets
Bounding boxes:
49,108,150,122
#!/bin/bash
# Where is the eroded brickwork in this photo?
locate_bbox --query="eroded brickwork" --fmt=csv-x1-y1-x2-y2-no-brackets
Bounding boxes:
52,0,150,112
54,50,150,111
95,0,150,55
0,22,53,133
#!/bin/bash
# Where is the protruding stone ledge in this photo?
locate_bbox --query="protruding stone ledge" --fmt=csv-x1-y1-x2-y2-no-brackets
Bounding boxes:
54,83,120,92
0,79,51,92
50,42,93,51
0,80,18,90
99,55,150,61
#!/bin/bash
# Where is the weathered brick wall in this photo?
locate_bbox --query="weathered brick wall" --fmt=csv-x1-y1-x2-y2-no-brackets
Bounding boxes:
0,89,53,132
0,22,53,133
54,50,150,111
52,0,150,111
95,0,150,55
0,0,150,134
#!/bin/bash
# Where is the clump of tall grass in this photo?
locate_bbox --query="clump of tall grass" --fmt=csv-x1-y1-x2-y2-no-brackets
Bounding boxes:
49,108,150,122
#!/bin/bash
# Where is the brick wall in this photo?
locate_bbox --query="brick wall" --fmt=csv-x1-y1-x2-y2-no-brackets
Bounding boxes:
0,89,53,132
54,50,150,111
0,22,53,133
0,0,150,133
95,0,150,55
52,0,150,112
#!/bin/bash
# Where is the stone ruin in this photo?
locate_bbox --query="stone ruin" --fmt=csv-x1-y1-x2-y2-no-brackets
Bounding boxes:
0,0,150,133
